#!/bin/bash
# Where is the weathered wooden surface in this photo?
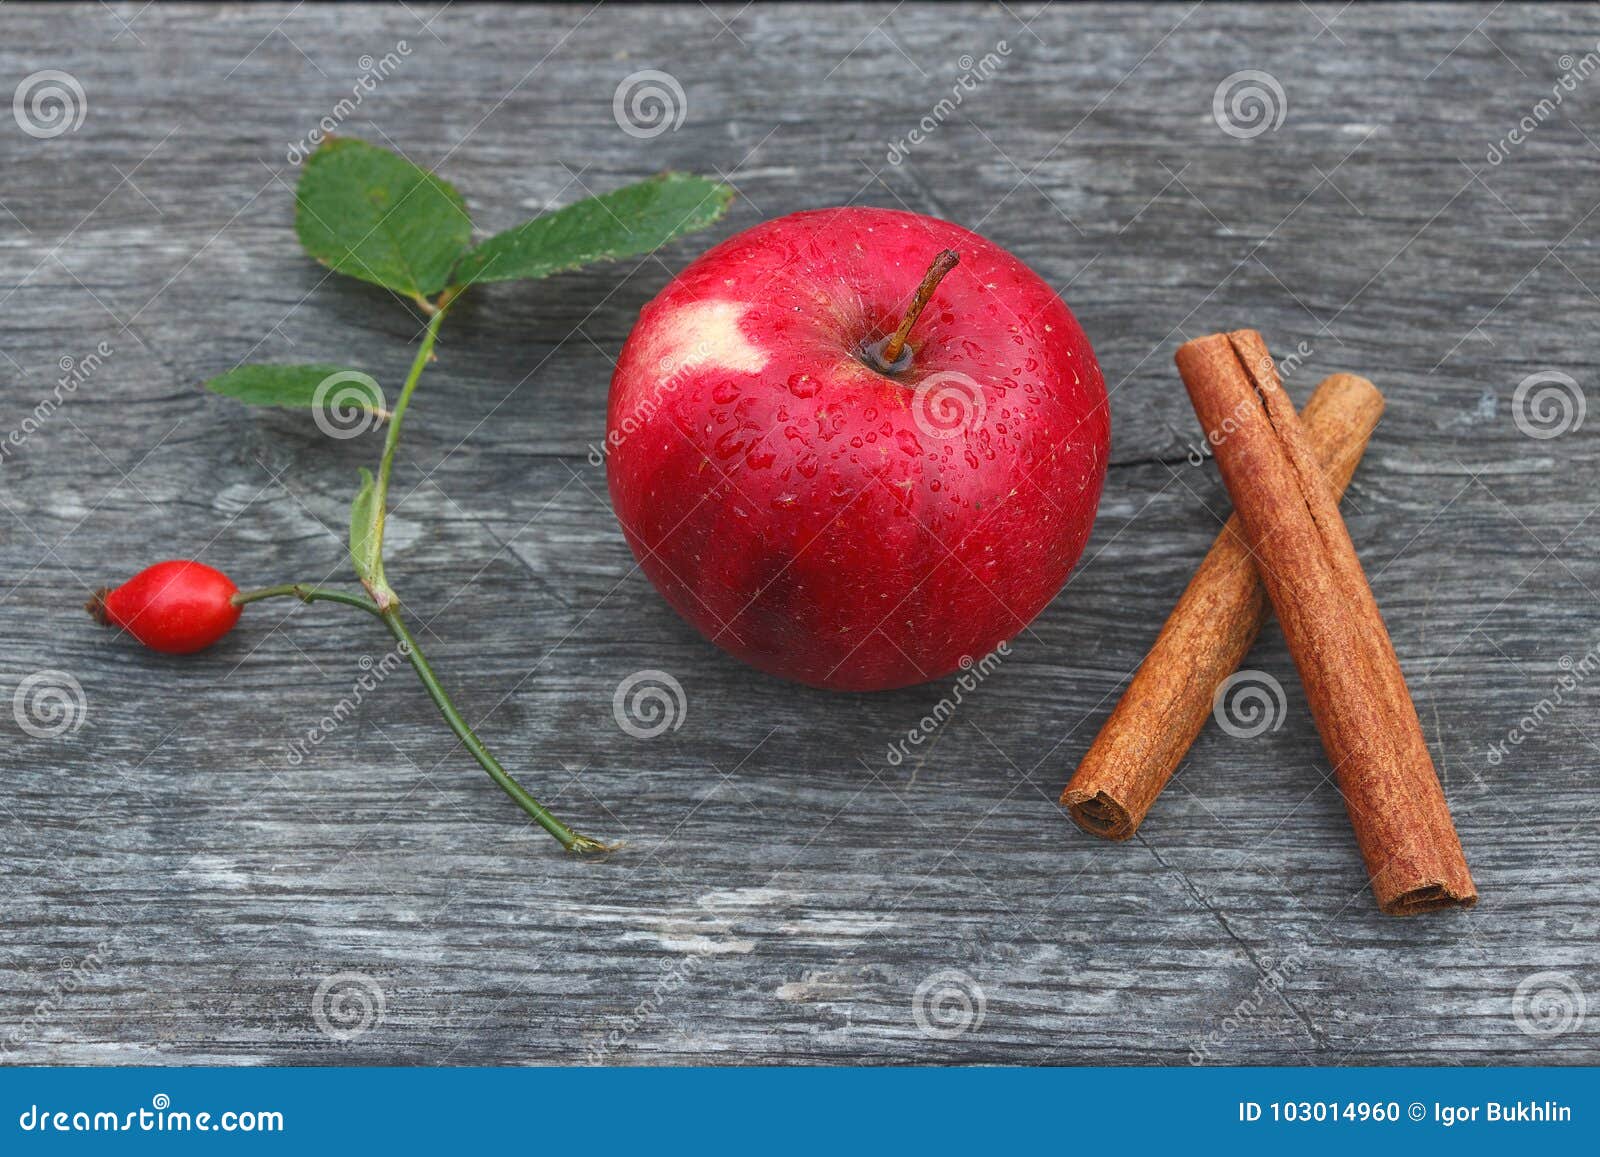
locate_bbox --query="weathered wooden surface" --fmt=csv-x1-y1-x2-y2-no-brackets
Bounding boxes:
2,2,1597,1065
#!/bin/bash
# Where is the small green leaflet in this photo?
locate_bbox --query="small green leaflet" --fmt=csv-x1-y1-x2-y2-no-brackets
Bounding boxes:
295,138,473,298
204,364,387,416
348,467,392,604
450,173,732,287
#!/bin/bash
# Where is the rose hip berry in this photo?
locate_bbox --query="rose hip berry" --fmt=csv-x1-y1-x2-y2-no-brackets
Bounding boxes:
87,560,242,654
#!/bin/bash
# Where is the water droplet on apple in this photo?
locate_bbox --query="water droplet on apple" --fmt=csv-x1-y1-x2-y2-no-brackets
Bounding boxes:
787,373,818,398
711,381,740,404
896,429,921,456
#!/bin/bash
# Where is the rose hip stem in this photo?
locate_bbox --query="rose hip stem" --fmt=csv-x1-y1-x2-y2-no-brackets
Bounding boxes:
1175,330,1475,915
1062,373,1385,840
230,582,609,854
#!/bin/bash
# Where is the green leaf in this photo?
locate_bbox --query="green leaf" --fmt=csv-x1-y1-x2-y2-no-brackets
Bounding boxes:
204,364,387,416
295,137,473,298
450,173,732,288
348,467,390,600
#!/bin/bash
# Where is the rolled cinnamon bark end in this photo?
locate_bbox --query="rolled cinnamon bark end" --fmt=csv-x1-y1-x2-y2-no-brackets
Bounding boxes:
1061,373,1385,840
1068,790,1133,838
1175,331,1476,916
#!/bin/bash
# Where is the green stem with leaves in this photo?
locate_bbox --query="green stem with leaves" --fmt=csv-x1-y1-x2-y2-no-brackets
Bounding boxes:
352,292,454,611
231,579,610,853
201,138,732,850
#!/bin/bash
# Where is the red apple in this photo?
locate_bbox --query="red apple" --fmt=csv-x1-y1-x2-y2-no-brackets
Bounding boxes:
604,206,1109,691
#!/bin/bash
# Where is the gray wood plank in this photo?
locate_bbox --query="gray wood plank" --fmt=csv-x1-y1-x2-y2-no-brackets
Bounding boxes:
1,1,1597,1065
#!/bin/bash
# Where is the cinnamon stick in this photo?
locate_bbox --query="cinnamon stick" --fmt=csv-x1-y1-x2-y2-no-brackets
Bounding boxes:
1062,373,1384,840
1175,331,1475,915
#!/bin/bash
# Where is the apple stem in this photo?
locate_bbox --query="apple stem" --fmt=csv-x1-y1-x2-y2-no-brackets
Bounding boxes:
876,248,960,370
